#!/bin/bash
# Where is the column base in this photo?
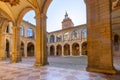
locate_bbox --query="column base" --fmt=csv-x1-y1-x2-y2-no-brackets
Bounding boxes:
86,66,117,74
10,58,22,63
34,61,49,67
10,60,21,63
0,57,6,61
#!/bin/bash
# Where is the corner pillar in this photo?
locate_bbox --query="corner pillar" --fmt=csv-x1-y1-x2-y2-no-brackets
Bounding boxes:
11,26,21,63
86,0,117,74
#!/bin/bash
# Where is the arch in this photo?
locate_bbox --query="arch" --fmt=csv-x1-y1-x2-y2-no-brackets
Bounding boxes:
5,39,10,58
72,43,79,56
81,42,87,55
64,44,70,56
1,20,10,33
50,35,55,43
40,0,52,14
27,42,34,57
20,42,24,57
56,44,62,56
16,7,35,26
50,45,55,56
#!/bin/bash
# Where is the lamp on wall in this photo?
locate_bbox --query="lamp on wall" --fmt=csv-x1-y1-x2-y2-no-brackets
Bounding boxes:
0,0,20,6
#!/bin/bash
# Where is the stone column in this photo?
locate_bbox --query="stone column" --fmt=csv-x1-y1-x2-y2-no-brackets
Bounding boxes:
86,0,116,74
79,43,82,56
70,44,72,56
24,42,27,57
35,13,48,66
47,46,50,56
2,33,6,59
62,45,64,56
0,28,3,60
11,26,21,63
54,45,57,56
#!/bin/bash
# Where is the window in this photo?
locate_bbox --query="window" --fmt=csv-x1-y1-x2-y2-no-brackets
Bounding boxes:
71,30,79,40
57,35,62,42
27,28,34,38
64,32,69,41
20,26,24,36
64,23,68,27
50,35,55,43
82,29,87,38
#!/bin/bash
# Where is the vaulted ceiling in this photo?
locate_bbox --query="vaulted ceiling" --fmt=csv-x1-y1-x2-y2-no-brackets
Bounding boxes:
0,0,52,25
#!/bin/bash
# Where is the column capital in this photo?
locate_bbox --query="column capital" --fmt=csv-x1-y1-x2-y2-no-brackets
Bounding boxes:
35,13,47,20
41,13,47,19
12,26,20,30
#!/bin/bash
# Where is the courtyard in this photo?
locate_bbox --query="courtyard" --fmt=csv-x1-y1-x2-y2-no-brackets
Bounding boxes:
0,56,120,80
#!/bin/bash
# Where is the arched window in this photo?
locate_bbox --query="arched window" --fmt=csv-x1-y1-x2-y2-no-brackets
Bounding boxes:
20,26,24,36
56,35,62,42
50,35,55,43
27,28,34,38
71,30,79,40
82,28,87,38
64,32,69,41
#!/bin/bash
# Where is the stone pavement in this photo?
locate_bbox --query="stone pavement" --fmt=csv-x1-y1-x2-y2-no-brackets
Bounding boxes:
0,56,119,80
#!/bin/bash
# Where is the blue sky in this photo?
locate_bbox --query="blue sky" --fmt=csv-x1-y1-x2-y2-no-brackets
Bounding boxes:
23,0,86,32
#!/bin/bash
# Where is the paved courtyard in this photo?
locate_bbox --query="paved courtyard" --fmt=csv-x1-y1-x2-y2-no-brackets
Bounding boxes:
0,56,120,80
48,56,87,70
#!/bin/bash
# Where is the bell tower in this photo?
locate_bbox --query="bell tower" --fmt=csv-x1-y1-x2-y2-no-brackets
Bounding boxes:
62,12,74,29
